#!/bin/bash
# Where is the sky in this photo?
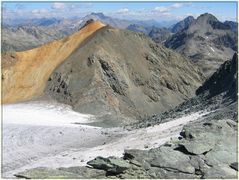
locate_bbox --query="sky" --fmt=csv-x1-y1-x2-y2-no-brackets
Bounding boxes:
2,1,238,22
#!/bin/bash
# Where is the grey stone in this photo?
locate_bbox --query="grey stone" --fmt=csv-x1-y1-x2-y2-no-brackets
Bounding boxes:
150,146,195,174
203,166,238,179
14,167,81,179
58,166,106,178
87,156,130,174
205,149,237,167
179,140,215,155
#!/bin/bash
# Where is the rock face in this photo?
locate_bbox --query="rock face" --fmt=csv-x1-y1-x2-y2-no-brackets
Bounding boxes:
165,13,237,77
196,52,237,99
44,26,203,122
170,16,195,33
224,20,238,33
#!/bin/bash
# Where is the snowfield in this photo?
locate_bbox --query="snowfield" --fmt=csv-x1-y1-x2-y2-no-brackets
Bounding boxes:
2,100,209,178
3,101,96,127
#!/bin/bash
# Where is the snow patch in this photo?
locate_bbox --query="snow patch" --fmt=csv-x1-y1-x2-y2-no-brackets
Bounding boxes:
210,46,215,52
3,101,95,127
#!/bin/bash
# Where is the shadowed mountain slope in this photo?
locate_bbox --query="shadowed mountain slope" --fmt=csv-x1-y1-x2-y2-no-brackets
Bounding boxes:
196,52,237,100
170,16,195,33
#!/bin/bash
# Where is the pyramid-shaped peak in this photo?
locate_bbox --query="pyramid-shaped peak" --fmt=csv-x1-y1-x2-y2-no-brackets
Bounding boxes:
197,13,218,22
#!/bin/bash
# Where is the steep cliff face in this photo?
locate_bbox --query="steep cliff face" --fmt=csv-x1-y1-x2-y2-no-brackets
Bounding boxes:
2,21,106,104
196,53,237,100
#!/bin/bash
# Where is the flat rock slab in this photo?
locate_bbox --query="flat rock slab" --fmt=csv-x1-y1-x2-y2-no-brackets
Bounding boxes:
14,167,81,179
203,166,238,179
150,146,195,174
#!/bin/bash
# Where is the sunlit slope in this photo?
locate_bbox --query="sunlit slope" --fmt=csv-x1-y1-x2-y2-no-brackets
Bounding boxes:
2,21,105,104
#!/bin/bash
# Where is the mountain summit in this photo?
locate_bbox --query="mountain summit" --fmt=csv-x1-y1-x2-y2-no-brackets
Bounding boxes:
165,13,237,77
171,16,195,33
2,21,203,123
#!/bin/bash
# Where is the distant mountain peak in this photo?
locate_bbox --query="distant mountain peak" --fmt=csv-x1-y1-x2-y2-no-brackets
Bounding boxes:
90,12,106,18
197,13,218,22
196,13,231,30
171,15,195,33
80,19,105,30
185,16,195,20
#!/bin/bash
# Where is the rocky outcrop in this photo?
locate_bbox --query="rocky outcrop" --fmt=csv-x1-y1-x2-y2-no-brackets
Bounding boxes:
15,119,237,179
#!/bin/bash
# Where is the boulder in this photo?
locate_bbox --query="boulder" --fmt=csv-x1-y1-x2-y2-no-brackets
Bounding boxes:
149,146,195,174
205,149,237,167
87,156,130,174
179,140,215,155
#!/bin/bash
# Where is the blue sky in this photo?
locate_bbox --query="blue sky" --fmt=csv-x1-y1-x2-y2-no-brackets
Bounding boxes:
2,1,238,22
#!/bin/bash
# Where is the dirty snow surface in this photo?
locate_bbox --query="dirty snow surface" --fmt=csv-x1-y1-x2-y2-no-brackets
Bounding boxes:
2,100,208,178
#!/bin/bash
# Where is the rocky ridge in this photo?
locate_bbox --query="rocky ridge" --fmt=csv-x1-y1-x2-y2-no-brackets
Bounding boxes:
170,16,195,33
165,13,237,77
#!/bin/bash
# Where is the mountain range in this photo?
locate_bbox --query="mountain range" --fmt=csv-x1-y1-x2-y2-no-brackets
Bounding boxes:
2,20,203,124
2,12,173,52
2,10,238,179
